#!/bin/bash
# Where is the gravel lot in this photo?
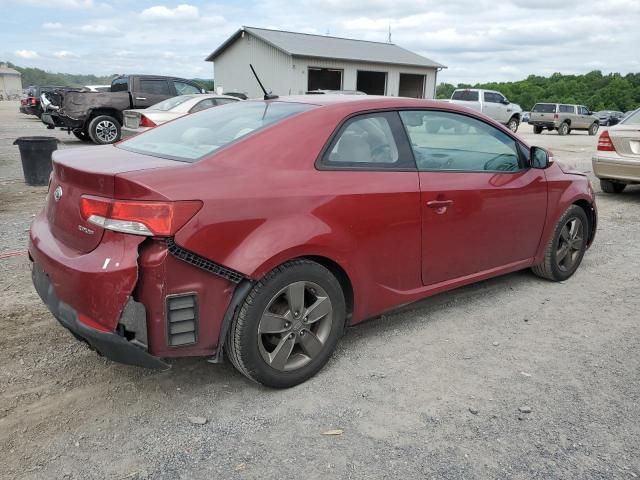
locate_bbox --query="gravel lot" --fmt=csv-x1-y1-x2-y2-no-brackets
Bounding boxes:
1,101,639,480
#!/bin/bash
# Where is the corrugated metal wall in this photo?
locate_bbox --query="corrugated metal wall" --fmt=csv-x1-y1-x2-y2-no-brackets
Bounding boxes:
213,33,438,99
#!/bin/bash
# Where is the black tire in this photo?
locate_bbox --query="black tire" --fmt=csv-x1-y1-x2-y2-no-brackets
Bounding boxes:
73,130,92,142
226,259,346,388
533,126,543,134
88,115,121,145
532,205,589,282
507,117,519,133
557,122,569,136
600,179,626,194
588,123,599,136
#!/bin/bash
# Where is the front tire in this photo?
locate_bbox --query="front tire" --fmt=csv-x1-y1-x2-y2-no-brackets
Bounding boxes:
226,260,346,388
600,179,626,194
532,205,589,282
588,123,599,136
88,115,121,144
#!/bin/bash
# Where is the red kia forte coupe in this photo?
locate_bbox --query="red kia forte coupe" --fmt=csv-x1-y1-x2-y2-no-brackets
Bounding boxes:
29,96,597,388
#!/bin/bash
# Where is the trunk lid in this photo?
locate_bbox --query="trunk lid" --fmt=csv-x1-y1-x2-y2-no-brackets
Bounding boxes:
47,145,181,253
609,125,640,158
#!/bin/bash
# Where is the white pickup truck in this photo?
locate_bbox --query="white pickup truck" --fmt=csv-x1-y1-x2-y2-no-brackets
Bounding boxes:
448,89,523,132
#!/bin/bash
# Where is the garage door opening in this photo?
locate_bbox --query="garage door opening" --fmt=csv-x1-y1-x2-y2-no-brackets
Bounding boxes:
356,71,387,95
308,68,342,91
399,73,425,99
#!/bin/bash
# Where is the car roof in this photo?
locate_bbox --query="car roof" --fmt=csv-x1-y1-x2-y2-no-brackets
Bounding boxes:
274,94,443,107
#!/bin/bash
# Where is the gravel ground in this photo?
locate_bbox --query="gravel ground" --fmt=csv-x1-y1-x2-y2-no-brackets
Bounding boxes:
1,101,639,479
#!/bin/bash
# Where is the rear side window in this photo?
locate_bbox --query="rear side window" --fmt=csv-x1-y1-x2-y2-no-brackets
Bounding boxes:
322,113,402,167
111,77,128,92
559,105,575,113
452,90,479,101
623,110,640,125
149,95,193,111
399,110,522,172
140,79,170,95
532,103,556,113
118,101,315,162
189,98,216,113
174,81,201,95
214,98,238,106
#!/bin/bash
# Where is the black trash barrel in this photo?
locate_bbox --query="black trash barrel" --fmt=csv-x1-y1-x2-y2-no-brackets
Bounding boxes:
13,136,59,186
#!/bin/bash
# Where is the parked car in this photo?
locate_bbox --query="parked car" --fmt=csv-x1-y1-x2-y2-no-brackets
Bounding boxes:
448,88,522,132
592,108,640,193
596,111,624,127
29,96,597,388
40,74,205,144
19,85,65,117
522,111,530,123
529,103,599,136
122,94,240,136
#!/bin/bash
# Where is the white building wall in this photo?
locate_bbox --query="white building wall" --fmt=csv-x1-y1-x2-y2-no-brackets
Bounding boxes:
212,35,438,99
0,74,22,99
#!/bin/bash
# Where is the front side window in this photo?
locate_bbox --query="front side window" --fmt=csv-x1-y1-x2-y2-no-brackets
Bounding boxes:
322,113,404,167
174,81,201,95
399,111,522,172
578,106,590,115
118,101,315,162
139,79,170,95
484,92,503,103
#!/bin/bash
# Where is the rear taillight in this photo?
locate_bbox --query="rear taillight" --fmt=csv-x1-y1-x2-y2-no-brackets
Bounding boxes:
139,115,157,128
597,131,616,152
29,97,38,106
80,196,202,236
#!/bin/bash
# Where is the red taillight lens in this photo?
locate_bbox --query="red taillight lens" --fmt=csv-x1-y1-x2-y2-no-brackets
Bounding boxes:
80,196,202,236
139,115,157,128
597,131,616,152
30,97,38,105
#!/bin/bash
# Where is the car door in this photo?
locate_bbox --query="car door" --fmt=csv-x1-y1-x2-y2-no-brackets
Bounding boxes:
131,78,172,108
577,106,591,128
482,92,505,122
398,110,548,286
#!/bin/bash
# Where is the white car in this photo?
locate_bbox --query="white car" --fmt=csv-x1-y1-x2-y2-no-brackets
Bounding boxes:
122,94,240,136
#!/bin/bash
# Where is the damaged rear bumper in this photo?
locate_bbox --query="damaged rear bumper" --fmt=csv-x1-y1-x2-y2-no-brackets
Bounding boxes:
32,261,168,369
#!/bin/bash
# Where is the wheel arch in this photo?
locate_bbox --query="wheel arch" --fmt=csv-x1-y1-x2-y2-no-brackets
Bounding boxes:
573,198,597,246
303,255,354,321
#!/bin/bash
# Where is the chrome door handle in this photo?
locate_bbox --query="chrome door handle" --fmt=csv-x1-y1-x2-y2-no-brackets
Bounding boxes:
135,97,147,100
427,200,453,208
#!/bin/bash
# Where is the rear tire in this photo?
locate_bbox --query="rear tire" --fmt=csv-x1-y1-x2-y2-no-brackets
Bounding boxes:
507,117,519,133
226,259,346,388
533,126,543,134
532,205,588,282
588,123,599,136
88,115,121,145
600,179,626,194
557,122,569,136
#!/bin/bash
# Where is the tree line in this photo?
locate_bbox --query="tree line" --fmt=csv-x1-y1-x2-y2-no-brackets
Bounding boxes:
436,71,640,112
5,61,214,92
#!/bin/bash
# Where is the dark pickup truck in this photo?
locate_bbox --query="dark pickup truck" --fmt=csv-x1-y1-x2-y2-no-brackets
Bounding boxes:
41,74,205,144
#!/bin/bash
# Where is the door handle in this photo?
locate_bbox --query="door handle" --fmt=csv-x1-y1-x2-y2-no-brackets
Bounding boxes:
427,200,453,208
135,97,147,101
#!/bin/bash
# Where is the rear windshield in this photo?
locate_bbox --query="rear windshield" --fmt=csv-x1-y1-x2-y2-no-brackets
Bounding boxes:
622,109,640,125
532,103,556,113
451,90,479,101
117,101,315,162
149,95,194,111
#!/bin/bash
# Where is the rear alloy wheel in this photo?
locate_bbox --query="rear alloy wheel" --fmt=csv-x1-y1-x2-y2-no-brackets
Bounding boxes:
557,122,570,136
507,117,519,133
600,179,626,194
533,126,543,134
226,260,346,388
88,115,121,145
588,123,599,136
532,205,588,282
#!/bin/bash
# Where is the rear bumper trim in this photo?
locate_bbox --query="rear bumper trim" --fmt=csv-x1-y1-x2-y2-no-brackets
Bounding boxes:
32,262,169,370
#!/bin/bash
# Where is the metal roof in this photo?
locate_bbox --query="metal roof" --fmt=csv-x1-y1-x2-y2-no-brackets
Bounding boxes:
206,27,446,69
0,66,21,76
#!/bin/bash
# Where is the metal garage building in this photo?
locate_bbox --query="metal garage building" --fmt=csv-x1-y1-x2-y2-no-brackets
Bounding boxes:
0,63,22,100
206,27,445,99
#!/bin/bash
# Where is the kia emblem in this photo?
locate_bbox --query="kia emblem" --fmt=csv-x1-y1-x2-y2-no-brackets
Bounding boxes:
53,186,63,202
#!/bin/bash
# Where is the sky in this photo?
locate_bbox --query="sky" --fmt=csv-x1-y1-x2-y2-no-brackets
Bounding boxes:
1,0,639,85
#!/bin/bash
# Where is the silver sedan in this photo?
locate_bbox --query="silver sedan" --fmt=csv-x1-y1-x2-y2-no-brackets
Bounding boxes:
122,94,240,136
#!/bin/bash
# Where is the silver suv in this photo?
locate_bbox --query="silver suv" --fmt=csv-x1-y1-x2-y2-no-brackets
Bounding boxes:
529,103,599,136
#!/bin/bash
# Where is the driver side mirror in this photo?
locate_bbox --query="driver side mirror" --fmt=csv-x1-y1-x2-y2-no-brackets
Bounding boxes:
501,99,510,105
531,146,552,169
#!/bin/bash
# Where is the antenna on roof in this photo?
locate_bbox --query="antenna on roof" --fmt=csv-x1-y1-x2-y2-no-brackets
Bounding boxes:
387,24,392,43
250,63,278,100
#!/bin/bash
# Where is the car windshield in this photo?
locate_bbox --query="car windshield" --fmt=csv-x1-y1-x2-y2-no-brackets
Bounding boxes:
148,95,195,111
532,104,556,113
622,109,640,125
117,101,315,162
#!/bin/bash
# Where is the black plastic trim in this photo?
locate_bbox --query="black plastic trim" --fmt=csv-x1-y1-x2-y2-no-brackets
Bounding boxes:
166,238,246,284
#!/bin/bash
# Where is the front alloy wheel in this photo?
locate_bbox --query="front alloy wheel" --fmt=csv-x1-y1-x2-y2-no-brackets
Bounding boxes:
507,117,519,132
226,260,346,388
